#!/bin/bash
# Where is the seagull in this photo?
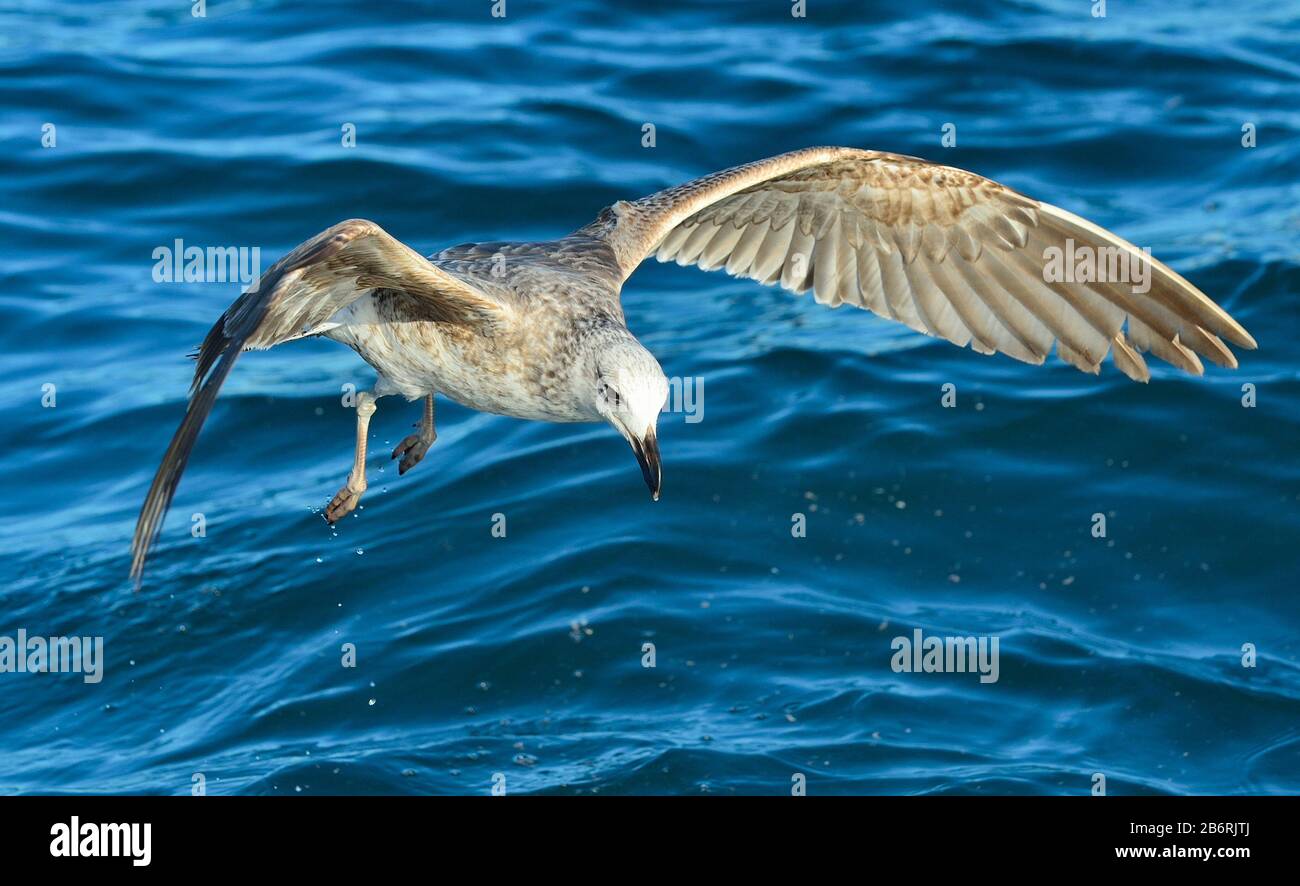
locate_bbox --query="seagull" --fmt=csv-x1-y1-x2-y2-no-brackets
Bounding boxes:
130,146,1256,584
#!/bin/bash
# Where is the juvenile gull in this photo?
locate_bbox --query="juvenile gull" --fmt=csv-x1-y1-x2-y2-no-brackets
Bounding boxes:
130,146,1257,583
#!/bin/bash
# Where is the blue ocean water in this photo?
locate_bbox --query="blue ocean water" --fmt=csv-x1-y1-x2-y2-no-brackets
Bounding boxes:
0,0,1297,795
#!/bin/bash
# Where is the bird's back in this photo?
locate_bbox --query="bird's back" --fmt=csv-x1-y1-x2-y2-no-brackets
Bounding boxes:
428,235,626,319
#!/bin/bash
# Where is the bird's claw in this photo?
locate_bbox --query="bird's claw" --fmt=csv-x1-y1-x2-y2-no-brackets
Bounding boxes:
325,482,365,524
391,432,434,476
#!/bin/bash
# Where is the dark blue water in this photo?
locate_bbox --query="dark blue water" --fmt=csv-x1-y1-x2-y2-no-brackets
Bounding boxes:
1,0,1297,795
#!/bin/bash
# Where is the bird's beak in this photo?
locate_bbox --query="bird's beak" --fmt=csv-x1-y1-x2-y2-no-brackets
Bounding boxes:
628,428,661,501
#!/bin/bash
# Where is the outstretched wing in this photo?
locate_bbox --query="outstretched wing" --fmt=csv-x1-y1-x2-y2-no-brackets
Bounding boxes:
593,147,1255,379
130,219,504,585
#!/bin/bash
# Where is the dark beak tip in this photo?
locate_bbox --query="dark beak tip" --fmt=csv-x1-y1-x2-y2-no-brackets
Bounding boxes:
628,430,663,501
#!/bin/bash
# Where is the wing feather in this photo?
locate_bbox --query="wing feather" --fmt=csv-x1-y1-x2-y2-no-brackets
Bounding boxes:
583,147,1255,381
131,219,503,585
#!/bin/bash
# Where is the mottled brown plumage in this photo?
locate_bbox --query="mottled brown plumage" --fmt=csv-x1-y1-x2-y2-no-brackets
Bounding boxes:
130,147,1256,585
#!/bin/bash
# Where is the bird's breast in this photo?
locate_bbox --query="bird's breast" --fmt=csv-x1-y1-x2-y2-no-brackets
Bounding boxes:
324,291,593,423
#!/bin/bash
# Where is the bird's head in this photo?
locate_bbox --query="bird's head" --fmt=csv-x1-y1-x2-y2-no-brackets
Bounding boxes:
591,336,668,500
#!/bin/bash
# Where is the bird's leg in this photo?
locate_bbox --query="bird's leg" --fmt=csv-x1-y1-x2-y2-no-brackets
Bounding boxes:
325,390,378,523
391,394,437,476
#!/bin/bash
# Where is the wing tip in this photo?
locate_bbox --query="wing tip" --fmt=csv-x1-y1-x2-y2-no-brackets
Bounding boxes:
1232,326,1259,351
128,536,149,591
1209,310,1256,351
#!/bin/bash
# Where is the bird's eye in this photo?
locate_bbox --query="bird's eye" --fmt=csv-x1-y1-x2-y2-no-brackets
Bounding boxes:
598,380,621,407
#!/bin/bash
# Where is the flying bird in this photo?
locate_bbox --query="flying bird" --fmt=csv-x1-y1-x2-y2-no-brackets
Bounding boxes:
130,147,1256,583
